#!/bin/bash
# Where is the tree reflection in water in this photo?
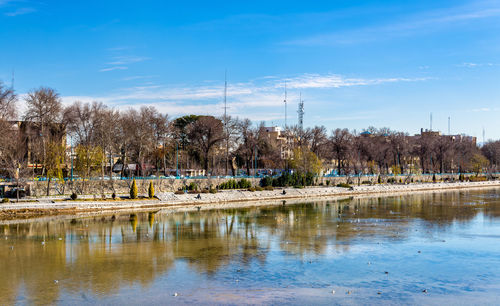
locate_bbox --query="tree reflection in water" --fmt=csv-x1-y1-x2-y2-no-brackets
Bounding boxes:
0,189,499,304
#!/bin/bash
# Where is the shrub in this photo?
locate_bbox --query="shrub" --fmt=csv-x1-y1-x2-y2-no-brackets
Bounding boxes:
362,180,371,185
247,187,256,192
432,174,437,183
70,192,78,200
459,173,465,182
469,176,487,182
377,176,382,184
130,178,138,199
261,176,273,187
2,198,9,203
209,188,217,194
387,178,395,184
326,180,330,186
148,181,155,198
112,192,116,200
336,183,351,188
188,182,198,191
238,178,252,189
256,186,264,191
201,189,209,193
174,190,184,195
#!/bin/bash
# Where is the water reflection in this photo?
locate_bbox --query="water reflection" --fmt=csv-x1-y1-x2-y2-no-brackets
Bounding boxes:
1,189,499,304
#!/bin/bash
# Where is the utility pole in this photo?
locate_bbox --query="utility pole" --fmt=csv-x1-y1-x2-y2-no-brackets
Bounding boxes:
430,113,433,131
448,116,451,135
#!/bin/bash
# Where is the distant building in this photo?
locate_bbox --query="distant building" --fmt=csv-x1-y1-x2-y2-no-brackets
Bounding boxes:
263,126,294,160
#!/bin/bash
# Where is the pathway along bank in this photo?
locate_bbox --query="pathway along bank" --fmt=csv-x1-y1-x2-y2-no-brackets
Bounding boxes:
1,181,500,220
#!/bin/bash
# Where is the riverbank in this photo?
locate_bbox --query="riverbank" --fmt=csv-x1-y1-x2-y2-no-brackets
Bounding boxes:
1,180,500,220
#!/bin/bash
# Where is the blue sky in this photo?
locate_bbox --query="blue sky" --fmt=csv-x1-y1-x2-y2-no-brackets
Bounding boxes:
1,0,500,140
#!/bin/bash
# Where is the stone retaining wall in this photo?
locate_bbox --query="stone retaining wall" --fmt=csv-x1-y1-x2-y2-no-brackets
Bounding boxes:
28,174,485,197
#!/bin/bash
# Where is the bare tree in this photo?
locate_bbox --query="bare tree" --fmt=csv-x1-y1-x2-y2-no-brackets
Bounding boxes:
329,128,353,175
0,82,16,122
188,116,224,175
23,87,63,176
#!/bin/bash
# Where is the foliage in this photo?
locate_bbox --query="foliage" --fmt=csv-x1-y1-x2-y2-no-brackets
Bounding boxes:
70,192,77,200
209,188,217,194
112,192,116,200
188,182,198,191
148,181,155,198
271,172,315,187
469,176,487,182
130,178,138,199
260,176,273,187
219,178,252,189
470,153,489,175
45,141,66,182
174,190,185,195
336,183,352,188
2,198,9,203
75,144,104,179
288,147,322,175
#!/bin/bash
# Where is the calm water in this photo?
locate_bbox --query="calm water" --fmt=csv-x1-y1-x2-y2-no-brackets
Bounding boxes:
2,189,500,305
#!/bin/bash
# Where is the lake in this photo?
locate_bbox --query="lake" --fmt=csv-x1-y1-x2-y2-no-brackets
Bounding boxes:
2,188,500,305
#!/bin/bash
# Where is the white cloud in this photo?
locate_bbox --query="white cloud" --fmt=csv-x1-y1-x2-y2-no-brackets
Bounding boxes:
59,72,428,120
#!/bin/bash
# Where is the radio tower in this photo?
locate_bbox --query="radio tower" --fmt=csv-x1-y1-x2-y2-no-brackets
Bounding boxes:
284,81,287,128
297,92,304,130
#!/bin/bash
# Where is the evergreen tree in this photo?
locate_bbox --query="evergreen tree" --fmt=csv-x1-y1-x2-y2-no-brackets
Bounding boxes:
130,178,138,199
148,181,155,198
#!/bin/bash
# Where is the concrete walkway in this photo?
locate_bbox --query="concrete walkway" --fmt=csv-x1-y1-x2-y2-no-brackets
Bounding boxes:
1,181,499,213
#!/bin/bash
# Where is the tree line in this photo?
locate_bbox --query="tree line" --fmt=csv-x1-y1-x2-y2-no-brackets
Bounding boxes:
1,83,500,186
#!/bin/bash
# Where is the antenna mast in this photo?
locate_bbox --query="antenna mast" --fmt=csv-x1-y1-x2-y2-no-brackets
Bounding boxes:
224,70,227,123
298,92,304,130
284,81,287,129
430,113,433,131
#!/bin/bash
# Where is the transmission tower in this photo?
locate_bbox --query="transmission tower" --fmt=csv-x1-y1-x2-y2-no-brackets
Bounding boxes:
297,92,304,130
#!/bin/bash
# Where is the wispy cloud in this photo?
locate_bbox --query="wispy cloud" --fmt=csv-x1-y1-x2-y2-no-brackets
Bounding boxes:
107,56,150,66
99,66,128,72
4,7,35,16
457,62,498,68
285,2,500,46
61,72,428,121
283,73,428,89
100,52,150,73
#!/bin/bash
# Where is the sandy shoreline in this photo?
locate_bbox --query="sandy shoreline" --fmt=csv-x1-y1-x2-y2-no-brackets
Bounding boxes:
1,180,499,220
